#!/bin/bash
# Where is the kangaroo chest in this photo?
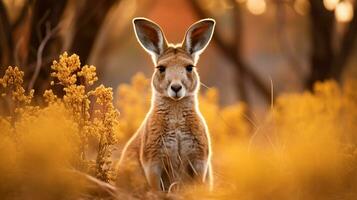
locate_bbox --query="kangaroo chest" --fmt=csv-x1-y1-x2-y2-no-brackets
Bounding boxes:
142,102,208,166
160,110,198,158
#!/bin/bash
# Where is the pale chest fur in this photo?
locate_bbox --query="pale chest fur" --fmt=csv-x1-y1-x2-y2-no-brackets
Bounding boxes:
140,97,209,167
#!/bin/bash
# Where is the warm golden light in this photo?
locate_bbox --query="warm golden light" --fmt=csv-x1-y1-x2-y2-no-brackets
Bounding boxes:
246,0,266,15
294,0,310,15
205,0,233,14
335,1,354,22
323,0,340,11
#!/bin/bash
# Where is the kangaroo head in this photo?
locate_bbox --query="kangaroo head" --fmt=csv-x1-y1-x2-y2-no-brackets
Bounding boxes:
133,17,215,100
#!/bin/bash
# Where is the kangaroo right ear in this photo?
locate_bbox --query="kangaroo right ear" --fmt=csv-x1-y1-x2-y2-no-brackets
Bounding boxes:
133,18,167,63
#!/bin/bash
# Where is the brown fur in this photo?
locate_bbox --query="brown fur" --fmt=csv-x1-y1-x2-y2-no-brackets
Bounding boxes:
116,18,215,192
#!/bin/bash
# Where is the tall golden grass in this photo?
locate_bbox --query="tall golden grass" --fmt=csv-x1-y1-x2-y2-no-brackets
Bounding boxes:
0,53,356,199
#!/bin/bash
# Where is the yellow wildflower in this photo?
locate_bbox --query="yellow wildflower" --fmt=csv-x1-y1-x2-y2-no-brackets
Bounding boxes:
77,65,98,86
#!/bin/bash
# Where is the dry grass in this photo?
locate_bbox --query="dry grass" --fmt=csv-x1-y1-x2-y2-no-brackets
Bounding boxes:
1,53,357,199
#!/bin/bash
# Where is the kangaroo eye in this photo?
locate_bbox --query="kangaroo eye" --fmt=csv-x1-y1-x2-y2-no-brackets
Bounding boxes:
156,65,166,73
186,65,194,72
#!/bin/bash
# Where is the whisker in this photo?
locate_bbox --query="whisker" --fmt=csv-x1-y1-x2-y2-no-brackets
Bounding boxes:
200,81,211,89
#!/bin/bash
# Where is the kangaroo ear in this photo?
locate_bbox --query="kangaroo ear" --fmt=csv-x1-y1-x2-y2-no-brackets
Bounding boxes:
133,18,167,63
182,19,215,63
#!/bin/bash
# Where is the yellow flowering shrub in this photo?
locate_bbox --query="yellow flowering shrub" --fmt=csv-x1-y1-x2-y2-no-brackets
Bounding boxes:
0,66,33,105
115,73,151,142
199,88,249,145
0,66,36,122
1,52,357,199
90,85,119,182
0,53,120,199
0,103,83,199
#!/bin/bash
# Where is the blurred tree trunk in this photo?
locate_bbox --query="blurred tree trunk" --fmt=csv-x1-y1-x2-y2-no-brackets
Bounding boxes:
331,4,357,81
306,0,334,90
190,0,271,104
0,1,15,67
190,0,269,128
307,0,357,90
231,1,253,121
232,2,249,106
70,0,118,64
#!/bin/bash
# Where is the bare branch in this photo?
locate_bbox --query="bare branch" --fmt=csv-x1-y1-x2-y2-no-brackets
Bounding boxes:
27,0,67,65
25,0,67,94
28,23,60,91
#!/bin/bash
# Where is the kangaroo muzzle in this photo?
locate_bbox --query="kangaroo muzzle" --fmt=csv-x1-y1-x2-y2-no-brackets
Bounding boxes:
168,82,185,100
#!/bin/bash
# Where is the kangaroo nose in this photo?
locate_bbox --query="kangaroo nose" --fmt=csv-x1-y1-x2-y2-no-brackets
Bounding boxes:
171,84,182,93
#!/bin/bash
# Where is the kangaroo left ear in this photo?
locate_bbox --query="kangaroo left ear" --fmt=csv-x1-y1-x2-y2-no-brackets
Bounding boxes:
182,19,215,64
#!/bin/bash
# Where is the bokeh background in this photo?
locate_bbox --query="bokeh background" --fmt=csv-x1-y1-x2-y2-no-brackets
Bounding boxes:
1,1,357,199
1,0,356,115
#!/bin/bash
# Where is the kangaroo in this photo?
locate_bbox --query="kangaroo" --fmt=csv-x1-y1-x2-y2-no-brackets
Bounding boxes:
117,17,215,192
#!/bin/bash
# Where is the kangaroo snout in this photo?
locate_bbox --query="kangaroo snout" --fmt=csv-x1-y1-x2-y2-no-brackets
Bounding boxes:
168,82,185,100
170,84,182,92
